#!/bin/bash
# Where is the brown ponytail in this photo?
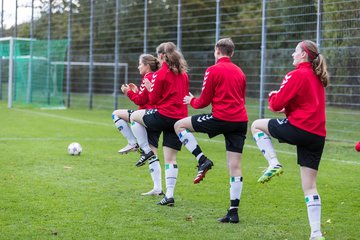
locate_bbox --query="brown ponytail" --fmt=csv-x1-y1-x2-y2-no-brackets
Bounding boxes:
300,40,330,87
156,42,188,74
139,54,160,72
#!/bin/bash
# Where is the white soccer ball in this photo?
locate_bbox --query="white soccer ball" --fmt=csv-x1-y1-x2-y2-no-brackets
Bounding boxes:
68,142,82,156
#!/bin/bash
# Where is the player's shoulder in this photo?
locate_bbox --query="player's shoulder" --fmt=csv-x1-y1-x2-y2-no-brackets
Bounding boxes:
206,63,221,74
144,72,154,78
284,68,301,79
143,72,153,81
152,67,166,80
282,69,306,87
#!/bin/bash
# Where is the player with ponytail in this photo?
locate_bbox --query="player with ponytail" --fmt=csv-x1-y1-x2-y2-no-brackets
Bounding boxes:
130,42,189,206
251,40,329,240
112,54,163,196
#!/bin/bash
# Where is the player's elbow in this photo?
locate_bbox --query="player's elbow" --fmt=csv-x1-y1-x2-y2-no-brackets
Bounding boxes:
270,104,283,112
268,99,283,112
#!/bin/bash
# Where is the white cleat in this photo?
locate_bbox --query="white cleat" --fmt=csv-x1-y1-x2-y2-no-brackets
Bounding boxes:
141,189,164,196
118,143,139,154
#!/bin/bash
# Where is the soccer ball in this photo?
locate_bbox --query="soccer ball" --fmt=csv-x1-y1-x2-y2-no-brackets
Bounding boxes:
68,142,82,156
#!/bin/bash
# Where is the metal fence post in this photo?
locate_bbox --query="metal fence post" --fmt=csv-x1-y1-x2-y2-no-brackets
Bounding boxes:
177,0,182,49
66,0,72,108
26,0,34,104
114,0,120,110
0,0,3,100
215,0,220,43
13,0,18,102
316,0,322,48
46,0,52,105
8,37,14,108
144,0,148,53
14,0,18,38
259,0,267,119
88,0,94,110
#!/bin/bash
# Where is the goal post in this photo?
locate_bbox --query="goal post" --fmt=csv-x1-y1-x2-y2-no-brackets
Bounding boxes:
52,61,128,109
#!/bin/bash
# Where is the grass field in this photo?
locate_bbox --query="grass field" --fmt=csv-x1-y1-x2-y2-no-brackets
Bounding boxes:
0,99,359,240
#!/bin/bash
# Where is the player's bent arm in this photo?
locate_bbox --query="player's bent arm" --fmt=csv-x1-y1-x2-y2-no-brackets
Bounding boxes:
128,90,148,106
190,74,215,109
148,77,163,105
190,91,212,109
269,71,301,111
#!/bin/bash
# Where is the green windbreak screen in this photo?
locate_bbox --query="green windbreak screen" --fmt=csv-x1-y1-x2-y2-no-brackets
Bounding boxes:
0,39,68,108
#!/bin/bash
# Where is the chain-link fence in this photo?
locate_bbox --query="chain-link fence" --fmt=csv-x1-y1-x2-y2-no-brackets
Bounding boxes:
0,0,359,143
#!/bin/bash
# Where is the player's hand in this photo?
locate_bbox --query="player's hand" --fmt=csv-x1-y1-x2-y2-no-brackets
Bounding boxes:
121,84,129,94
128,83,138,93
183,92,194,105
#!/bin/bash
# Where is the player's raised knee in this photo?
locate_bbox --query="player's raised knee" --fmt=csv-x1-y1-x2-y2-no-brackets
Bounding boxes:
174,118,186,134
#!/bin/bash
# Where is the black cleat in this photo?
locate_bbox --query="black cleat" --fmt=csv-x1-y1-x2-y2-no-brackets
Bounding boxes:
217,208,239,223
157,196,175,206
194,158,214,184
135,150,155,167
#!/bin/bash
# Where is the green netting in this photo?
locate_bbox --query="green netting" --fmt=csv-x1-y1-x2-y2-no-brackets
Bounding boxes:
0,39,68,108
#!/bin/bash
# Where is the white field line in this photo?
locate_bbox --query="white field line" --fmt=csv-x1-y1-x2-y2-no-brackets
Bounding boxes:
12,108,112,127
7,108,360,166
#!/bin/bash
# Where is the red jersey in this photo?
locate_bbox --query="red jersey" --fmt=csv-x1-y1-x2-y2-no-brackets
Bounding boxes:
148,62,189,119
269,62,326,137
127,72,155,110
190,57,248,122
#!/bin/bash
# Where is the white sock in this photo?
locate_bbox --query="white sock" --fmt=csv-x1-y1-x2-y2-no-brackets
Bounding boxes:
178,130,204,161
165,164,178,198
306,194,322,238
130,121,152,153
253,132,280,166
149,157,162,192
229,176,243,209
112,114,137,145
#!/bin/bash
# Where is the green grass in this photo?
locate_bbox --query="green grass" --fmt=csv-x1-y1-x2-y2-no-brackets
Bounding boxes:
0,100,359,240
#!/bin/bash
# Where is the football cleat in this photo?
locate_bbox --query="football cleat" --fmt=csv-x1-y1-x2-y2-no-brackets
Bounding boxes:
218,208,239,223
194,158,214,184
137,147,144,154
257,164,283,183
118,143,139,154
141,189,164,196
135,150,155,167
157,196,175,206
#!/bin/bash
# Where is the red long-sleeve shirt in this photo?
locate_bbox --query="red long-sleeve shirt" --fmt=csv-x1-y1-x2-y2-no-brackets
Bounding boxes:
269,62,326,137
127,72,155,109
148,62,189,119
190,57,248,122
